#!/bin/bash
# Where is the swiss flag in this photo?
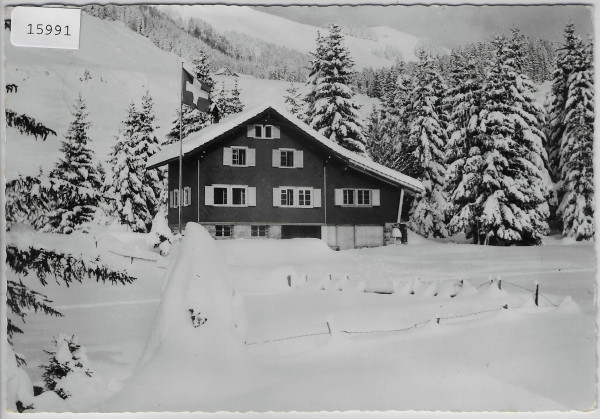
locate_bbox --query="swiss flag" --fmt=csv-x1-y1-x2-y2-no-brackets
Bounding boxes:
181,68,211,112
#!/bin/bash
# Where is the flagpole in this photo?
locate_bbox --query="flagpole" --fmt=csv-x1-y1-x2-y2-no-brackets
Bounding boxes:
178,61,183,235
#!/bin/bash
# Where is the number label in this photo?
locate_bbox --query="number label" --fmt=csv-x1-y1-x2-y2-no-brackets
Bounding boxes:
11,7,80,49
26,23,71,36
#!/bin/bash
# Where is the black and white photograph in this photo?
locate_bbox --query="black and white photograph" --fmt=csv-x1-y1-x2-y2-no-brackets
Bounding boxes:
1,0,596,414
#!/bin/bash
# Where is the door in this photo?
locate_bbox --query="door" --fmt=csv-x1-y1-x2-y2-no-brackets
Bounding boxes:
281,225,322,239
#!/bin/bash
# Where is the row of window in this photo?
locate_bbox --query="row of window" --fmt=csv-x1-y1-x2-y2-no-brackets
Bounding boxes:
215,224,269,238
170,187,381,208
223,147,303,169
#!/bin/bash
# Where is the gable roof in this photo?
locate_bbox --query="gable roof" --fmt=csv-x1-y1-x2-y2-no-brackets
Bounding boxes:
147,104,424,193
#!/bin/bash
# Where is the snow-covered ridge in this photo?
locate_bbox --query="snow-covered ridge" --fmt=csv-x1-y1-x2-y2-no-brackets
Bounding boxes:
147,104,424,192
156,5,426,68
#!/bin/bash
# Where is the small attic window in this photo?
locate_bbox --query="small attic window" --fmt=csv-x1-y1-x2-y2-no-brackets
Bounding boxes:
248,124,279,139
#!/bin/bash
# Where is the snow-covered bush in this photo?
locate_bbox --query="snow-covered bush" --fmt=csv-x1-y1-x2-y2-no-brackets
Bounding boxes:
40,334,94,400
145,210,174,255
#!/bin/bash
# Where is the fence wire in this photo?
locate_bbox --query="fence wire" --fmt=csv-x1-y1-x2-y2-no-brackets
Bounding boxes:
244,277,561,346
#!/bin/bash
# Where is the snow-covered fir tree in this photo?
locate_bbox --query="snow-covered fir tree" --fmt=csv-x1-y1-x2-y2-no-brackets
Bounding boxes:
557,38,594,240
365,105,402,170
546,23,585,181
407,49,449,238
46,95,102,233
475,32,550,245
284,83,303,116
41,334,94,400
214,80,244,118
106,101,153,232
138,92,167,217
444,49,485,240
303,31,326,124
166,53,214,144
305,24,366,154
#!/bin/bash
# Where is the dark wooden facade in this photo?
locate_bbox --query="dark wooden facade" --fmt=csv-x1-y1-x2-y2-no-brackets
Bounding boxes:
155,107,421,246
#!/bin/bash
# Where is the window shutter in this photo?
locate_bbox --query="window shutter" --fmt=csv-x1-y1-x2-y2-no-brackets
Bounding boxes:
372,189,381,206
223,147,232,166
334,189,343,205
247,148,256,166
247,125,255,138
272,149,280,167
294,150,304,168
272,125,281,139
313,188,322,208
247,187,256,207
272,187,280,207
204,186,214,206
183,187,191,206
174,189,179,208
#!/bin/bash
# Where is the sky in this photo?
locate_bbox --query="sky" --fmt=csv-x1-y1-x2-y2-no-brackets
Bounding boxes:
254,4,594,48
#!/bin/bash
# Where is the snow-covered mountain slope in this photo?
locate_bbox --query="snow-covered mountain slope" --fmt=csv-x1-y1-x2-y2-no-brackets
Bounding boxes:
4,13,378,180
156,5,423,68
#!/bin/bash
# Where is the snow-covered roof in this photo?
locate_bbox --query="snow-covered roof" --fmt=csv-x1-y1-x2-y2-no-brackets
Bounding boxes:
147,104,424,193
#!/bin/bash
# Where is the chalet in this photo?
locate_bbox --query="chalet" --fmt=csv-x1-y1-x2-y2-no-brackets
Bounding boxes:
213,67,239,77
147,105,424,249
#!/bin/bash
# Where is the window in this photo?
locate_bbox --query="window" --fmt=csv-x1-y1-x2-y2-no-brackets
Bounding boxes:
343,189,354,205
280,150,294,167
298,189,311,206
214,187,228,205
281,188,294,206
251,225,269,237
274,187,321,208
232,187,246,206
357,189,371,206
334,189,380,207
273,149,303,168
223,147,254,167
248,124,279,139
169,189,179,208
232,148,246,166
205,185,256,207
215,225,233,238
169,187,191,208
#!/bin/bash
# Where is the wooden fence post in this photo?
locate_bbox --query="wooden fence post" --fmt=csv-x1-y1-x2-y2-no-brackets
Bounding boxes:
535,282,539,306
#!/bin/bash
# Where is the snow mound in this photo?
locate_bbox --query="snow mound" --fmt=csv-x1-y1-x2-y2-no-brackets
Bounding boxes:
136,223,240,368
557,296,582,314
250,265,300,294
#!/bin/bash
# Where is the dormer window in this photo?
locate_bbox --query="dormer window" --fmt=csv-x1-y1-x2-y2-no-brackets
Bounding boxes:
247,124,280,139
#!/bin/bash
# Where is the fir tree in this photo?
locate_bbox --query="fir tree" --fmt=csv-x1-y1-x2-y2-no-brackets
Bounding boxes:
284,83,303,116
214,80,244,118
365,105,401,170
46,95,102,233
138,92,167,217
106,102,152,232
444,49,486,240
407,49,449,238
546,23,585,181
557,39,594,240
476,33,549,245
41,335,93,400
303,31,327,124
305,24,366,154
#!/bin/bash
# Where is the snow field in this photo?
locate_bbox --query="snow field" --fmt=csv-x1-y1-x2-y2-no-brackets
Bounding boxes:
6,223,596,412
